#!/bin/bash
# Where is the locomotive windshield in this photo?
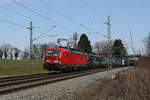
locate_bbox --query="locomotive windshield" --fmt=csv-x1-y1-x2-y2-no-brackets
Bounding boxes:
47,49,60,57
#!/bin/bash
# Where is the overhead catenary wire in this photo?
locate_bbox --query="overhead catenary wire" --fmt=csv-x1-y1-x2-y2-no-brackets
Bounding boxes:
0,5,54,30
0,6,33,20
33,26,56,41
44,34,58,38
130,30,136,54
80,24,108,38
79,0,105,21
40,0,80,32
81,22,105,26
80,0,98,15
11,0,74,33
40,0,75,25
11,0,50,21
0,18,26,28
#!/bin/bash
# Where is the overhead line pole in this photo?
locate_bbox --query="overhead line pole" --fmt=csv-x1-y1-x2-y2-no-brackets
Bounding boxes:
27,23,56,60
105,15,112,71
30,22,33,60
27,21,34,60
29,21,33,60
107,15,112,70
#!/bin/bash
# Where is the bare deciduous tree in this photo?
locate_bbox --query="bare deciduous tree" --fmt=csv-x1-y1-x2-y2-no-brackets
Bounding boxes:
146,33,150,56
9,48,14,60
93,41,114,53
73,32,78,49
1,44,12,59
32,44,40,60
14,47,20,60
21,48,29,60
0,48,3,59
40,43,57,60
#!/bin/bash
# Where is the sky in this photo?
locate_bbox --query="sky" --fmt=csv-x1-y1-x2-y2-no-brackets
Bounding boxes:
0,0,149,54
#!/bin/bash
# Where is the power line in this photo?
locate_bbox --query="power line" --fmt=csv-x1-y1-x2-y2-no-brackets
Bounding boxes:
81,22,104,26
79,0,105,21
33,25,56,41
0,5,55,30
44,34,58,38
80,24,108,38
0,18,26,28
40,0,69,20
40,0,78,29
11,0,74,33
80,0,97,15
0,6,33,20
11,0,51,21
130,30,136,54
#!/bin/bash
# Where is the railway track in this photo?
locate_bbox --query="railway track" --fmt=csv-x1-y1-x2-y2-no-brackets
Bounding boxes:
0,73,51,83
0,68,107,96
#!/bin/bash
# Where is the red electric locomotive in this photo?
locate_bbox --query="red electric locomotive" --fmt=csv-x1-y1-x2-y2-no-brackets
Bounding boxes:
44,47,88,72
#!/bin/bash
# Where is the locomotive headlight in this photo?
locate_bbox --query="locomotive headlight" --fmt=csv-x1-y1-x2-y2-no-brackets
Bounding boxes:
46,60,51,63
54,60,61,64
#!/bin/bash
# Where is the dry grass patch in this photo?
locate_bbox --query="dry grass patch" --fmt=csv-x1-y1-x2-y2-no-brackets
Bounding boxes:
78,57,150,100
79,79,110,100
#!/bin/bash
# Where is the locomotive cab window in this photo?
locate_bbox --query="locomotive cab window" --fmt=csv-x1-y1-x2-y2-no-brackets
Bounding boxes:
47,49,60,57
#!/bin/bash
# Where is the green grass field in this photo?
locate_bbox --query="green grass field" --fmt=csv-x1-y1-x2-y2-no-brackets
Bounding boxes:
0,60,47,76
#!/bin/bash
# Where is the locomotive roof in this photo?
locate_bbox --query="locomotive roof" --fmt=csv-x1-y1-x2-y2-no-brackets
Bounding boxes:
47,47,68,51
47,46,102,56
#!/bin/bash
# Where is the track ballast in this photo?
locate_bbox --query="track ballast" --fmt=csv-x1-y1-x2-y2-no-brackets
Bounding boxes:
0,68,107,96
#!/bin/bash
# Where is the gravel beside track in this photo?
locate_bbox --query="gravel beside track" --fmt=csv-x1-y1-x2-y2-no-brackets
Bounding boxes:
0,67,129,100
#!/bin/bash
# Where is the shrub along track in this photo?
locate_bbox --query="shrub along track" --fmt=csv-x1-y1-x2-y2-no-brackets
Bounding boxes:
0,68,108,96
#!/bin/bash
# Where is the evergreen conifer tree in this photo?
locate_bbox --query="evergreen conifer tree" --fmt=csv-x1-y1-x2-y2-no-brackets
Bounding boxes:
77,34,92,53
112,39,127,57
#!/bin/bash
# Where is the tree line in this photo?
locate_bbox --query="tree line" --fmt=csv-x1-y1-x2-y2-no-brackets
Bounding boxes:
78,32,150,57
0,43,57,60
0,44,20,60
0,33,131,60
77,34,128,57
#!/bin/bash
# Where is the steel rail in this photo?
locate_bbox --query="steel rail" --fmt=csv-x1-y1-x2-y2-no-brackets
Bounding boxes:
0,73,50,81
0,68,107,95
